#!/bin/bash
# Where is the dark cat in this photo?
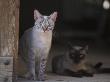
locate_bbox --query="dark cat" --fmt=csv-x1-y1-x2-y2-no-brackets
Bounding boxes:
52,45,103,77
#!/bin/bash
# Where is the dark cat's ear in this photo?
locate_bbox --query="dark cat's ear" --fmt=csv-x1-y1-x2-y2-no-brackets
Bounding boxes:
84,45,88,51
34,10,42,20
81,45,88,54
50,12,58,22
68,42,74,50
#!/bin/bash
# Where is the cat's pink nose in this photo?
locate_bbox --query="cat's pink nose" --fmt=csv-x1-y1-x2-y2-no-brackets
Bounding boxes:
43,27,48,32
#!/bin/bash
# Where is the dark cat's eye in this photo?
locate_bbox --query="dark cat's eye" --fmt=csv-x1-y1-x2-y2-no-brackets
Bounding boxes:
80,54,85,59
71,54,75,57
69,52,75,58
80,54,83,57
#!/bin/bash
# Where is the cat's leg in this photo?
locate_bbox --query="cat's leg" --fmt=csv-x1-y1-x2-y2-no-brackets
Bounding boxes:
64,69,83,77
25,49,36,80
37,56,47,81
78,70,93,77
37,52,48,81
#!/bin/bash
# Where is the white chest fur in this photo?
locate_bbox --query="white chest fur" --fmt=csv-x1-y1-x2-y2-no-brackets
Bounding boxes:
21,27,53,56
32,27,52,49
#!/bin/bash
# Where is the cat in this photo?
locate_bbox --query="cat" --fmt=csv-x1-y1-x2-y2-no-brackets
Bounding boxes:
18,10,57,81
52,44,103,77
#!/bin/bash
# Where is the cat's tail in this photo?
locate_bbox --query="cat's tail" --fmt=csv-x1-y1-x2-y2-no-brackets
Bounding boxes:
52,55,62,73
98,68,110,73
94,62,103,69
94,62,110,73
52,56,57,73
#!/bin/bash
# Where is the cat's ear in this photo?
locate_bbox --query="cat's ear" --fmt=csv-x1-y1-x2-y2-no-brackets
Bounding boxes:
34,10,42,20
68,42,74,50
84,45,88,51
50,12,58,22
81,45,88,54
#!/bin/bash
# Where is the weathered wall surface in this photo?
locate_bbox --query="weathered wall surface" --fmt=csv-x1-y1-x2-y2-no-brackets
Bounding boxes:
0,0,19,57
0,0,19,78
0,57,13,82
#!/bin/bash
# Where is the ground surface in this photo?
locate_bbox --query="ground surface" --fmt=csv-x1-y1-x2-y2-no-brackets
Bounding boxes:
17,38,110,82
17,73,110,82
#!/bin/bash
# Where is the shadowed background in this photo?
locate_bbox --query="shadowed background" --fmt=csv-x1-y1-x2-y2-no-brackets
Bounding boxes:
19,0,110,72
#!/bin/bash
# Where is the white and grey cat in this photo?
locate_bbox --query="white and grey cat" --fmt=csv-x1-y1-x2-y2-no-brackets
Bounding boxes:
18,10,57,81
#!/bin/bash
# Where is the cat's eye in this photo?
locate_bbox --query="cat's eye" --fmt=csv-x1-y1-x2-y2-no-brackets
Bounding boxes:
80,50,86,55
39,21,42,24
70,53,75,57
72,55,75,57
40,16,43,18
80,54,84,58
47,16,50,19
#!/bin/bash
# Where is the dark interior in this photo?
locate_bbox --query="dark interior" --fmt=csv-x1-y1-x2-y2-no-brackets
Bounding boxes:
19,0,110,71
20,0,110,40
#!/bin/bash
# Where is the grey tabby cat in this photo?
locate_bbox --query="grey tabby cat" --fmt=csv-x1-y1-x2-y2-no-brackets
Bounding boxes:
18,10,57,81
52,45,103,77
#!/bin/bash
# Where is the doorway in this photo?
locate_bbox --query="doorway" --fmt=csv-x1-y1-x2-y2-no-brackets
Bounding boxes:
19,0,110,81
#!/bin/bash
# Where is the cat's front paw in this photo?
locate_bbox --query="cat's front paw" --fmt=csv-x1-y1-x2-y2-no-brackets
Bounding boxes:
37,76,46,81
27,75,36,80
73,75,83,78
72,73,83,78
84,73,94,77
37,74,47,81
25,72,36,80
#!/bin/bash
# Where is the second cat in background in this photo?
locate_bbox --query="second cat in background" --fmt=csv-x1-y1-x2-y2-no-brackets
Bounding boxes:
52,44,103,77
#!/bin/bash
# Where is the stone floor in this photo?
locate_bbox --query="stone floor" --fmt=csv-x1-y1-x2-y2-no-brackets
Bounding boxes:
17,73,110,82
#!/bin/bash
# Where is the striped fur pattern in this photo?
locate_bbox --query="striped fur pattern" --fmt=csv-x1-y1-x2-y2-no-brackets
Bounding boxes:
18,10,57,81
